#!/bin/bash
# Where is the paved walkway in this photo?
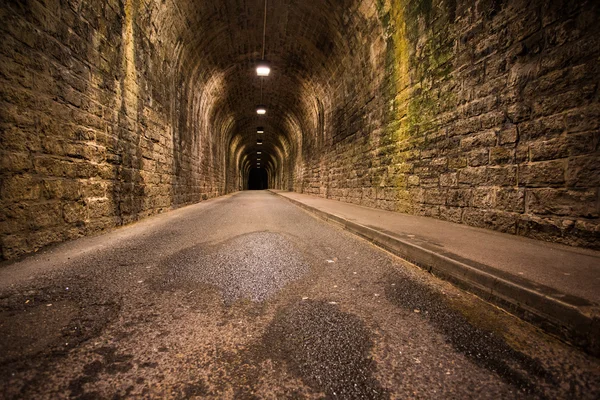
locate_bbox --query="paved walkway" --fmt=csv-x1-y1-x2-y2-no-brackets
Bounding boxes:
271,190,600,353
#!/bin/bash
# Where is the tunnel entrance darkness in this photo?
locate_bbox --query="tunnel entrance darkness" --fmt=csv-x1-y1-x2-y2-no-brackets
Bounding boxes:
248,168,268,190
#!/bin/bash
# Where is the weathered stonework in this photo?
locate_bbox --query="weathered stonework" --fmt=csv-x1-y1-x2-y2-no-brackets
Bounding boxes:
1,0,598,259
0,0,227,259
298,0,600,250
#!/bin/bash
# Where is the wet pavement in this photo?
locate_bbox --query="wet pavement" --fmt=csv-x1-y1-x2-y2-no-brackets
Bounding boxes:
0,191,598,399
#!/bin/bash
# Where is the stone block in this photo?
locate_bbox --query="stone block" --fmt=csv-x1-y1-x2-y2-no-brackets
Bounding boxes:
1,234,31,260
440,172,458,187
414,204,440,218
81,180,106,198
480,111,505,129
64,143,106,163
1,174,42,201
564,104,600,133
518,116,564,140
490,147,514,164
566,155,600,188
516,215,568,245
28,202,63,229
496,188,525,213
488,166,516,186
518,161,565,187
43,179,81,201
450,117,481,137
463,209,517,234
515,143,530,163
460,129,497,151
447,188,472,207
423,189,447,206
573,219,600,250
0,151,32,172
526,188,598,218
458,166,487,185
506,104,531,123
28,227,64,252
565,131,598,158
471,188,496,209
439,206,463,223
407,175,420,187
420,176,440,188
498,123,519,144
467,149,489,167
409,188,425,203
63,201,87,224
87,199,114,219
34,156,69,177
529,138,569,161
448,156,468,169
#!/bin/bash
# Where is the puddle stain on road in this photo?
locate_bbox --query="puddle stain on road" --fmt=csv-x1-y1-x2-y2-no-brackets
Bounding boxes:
257,300,388,399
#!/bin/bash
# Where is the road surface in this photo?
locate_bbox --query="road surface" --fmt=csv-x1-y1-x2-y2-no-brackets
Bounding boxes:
0,191,598,399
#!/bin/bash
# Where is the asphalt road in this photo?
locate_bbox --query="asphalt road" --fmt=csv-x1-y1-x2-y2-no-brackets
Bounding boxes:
0,191,598,399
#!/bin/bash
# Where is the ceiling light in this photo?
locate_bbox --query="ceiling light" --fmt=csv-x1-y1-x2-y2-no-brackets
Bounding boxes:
257,127,264,134
256,63,270,77
257,158,261,161
257,139,263,145
256,105,266,115
257,151,262,154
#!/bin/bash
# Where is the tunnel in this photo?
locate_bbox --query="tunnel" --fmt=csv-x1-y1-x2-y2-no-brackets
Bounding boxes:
2,1,600,397
0,0,599,260
248,168,269,190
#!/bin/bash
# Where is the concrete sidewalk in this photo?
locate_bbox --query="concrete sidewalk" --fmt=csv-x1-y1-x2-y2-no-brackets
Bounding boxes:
270,190,600,355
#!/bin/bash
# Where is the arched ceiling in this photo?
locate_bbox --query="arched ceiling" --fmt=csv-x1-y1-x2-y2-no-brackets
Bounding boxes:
150,0,375,183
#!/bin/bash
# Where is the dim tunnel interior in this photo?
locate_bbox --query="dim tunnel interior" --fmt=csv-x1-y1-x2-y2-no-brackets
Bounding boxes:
248,168,269,190
0,0,599,259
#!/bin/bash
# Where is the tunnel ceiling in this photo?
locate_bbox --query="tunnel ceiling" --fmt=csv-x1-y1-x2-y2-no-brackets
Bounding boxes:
166,0,366,175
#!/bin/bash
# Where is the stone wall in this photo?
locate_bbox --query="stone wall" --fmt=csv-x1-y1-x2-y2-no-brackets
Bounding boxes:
299,0,599,249
1,0,598,259
0,0,227,259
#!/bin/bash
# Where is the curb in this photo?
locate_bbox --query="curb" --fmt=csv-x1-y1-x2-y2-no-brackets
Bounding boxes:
271,190,600,356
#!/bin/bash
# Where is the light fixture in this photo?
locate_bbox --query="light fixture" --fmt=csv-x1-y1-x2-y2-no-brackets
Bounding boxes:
257,151,262,154
257,139,263,145
257,158,261,161
256,63,270,77
254,0,270,113
257,127,264,134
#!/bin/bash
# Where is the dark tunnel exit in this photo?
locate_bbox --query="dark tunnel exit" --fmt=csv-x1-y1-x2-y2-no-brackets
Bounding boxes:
248,168,268,190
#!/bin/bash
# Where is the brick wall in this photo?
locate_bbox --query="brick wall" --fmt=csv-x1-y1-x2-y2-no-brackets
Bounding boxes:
298,0,599,249
0,0,227,259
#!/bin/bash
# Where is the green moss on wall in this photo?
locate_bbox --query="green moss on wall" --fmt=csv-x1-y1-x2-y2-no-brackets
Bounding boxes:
376,0,457,211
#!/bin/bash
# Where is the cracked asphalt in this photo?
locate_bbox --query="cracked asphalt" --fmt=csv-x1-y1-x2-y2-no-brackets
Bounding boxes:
0,191,598,399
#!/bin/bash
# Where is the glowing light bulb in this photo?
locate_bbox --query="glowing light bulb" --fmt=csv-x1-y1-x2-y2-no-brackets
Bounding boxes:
256,63,270,76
